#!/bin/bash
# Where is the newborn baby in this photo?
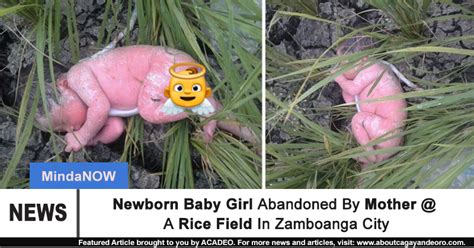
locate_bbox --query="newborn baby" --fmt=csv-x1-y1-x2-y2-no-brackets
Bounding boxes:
334,36,407,165
36,45,222,152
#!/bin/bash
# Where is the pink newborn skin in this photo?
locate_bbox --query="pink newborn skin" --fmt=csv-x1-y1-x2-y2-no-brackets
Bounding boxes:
334,42,407,165
36,74,87,133
38,45,220,152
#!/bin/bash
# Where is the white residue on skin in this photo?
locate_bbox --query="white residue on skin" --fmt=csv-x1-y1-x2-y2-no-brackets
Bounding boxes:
146,73,161,87
60,93,73,105
69,65,109,105
367,115,381,131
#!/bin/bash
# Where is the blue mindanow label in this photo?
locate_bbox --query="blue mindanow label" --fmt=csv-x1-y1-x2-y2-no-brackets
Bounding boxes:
30,162,128,189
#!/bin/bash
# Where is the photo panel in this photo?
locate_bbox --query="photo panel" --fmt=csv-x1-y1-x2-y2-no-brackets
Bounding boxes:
0,0,262,189
265,0,473,189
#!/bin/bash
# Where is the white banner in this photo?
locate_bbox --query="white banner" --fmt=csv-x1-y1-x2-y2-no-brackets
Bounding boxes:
79,189,472,237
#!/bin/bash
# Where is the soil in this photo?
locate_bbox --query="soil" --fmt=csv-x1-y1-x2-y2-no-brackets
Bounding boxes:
0,1,224,188
266,0,474,187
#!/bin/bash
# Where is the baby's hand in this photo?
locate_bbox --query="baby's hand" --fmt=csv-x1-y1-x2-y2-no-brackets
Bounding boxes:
202,120,217,143
65,132,89,152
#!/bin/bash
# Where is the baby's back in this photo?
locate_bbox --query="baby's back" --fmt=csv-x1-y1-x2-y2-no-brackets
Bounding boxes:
81,46,158,109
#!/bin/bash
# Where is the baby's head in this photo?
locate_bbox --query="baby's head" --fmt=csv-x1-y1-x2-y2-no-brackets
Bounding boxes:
337,35,376,79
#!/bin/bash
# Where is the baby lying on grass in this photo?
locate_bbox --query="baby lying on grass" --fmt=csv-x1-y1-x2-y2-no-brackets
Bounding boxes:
334,36,407,165
36,45,256,152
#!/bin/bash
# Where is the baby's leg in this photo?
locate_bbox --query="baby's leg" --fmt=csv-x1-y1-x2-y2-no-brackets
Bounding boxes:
65,64,111,152
352,112,402,164
88,117,125,145
351,113,377,164
373,130,403,163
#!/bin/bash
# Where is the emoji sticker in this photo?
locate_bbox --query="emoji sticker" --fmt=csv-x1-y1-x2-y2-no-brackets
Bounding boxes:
162,62,215,115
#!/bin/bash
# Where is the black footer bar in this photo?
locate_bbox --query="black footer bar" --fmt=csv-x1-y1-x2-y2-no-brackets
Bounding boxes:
0,237,472,247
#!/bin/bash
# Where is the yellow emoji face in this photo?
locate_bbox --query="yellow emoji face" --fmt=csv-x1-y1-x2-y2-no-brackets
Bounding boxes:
165,62,211,108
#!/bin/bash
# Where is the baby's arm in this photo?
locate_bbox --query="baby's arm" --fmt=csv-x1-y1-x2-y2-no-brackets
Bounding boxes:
335,64,387,96
334,75,364,96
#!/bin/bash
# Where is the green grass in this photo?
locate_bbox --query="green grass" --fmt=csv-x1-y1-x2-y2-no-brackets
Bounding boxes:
366,0,430,39
266,1,473,188
0,0,261,189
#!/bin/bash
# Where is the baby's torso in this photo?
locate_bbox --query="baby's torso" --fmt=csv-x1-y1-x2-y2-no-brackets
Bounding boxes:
83,46,158,110
70,45,194,118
